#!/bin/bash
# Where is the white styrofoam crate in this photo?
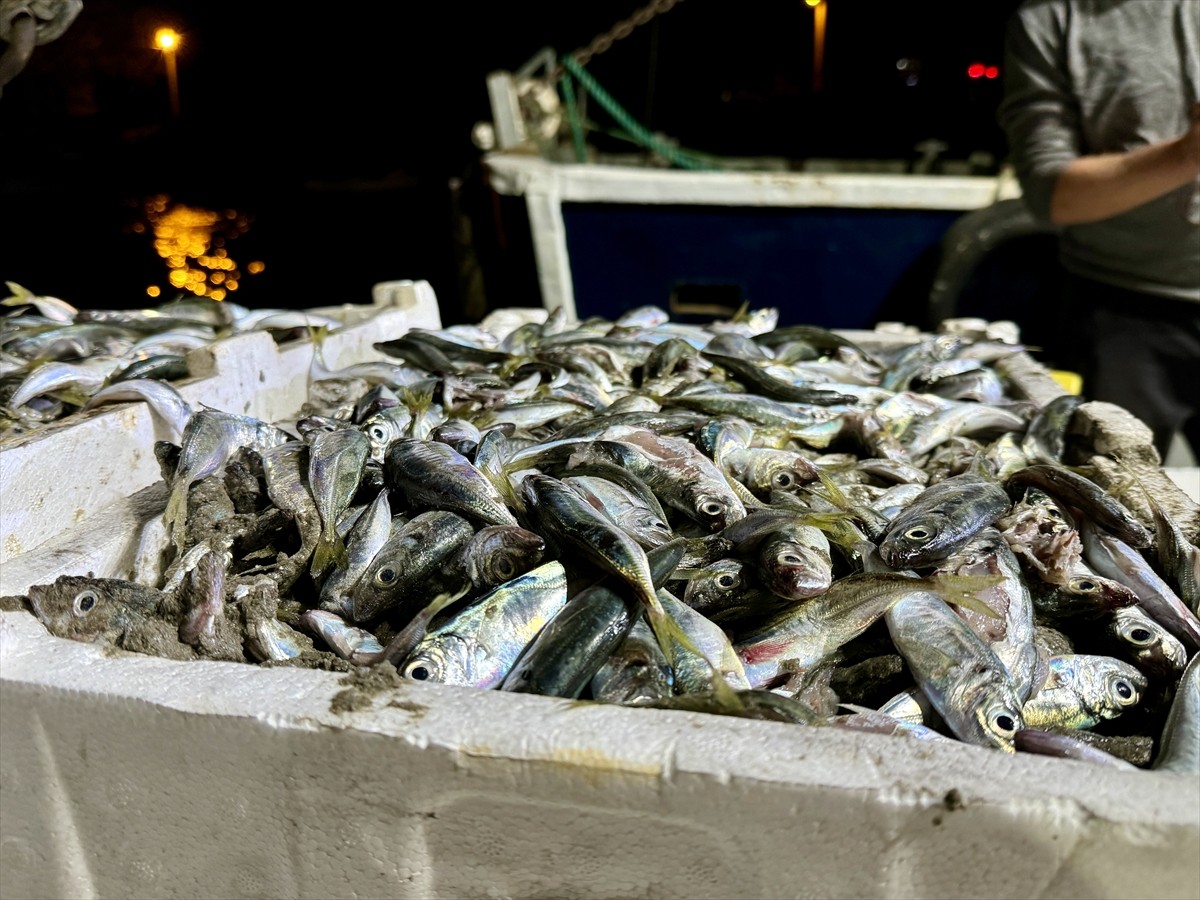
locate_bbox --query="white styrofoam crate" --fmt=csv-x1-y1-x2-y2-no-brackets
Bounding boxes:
0,280,441,594
0,302,1197,900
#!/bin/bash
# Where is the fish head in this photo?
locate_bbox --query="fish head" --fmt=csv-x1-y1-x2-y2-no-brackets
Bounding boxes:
684,560,746,614
363,409,411,463
1109,607,1187,676
692,489,745,532
959,668,1023,751
1064,573,1138,610
625,510,673,548
879,512,958,568
26,576,135,642
759,539,833,601
464,525,546,589
402,634,474,685
1075,655,1148,718
350,547,413,623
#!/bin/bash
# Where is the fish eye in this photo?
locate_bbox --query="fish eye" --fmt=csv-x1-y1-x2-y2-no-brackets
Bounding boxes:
779,553,803,565
72,590,98,616
1114,679,1135,701
773,472,795,488
1128,627,1154,644
904,527,930,541
652,520,669,531
990,710,1017,735
716,573,738,589
1047,507,1063,519
375,567,398,585
700,500,725,517
370,426,386,440
404,662,432,681
1071,579,1097,593
495,556,515,577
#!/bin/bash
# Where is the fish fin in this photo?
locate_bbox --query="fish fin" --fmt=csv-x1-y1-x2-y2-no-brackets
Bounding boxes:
306,324,332,381
838,702,878,715
929,573,1005,619
311,527,348,576
163,482,189,548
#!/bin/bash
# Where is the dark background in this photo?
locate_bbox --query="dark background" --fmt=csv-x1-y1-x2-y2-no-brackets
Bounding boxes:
0,0,1028,324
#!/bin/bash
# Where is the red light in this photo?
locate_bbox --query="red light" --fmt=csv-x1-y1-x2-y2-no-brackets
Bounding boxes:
967,62,985,79
985,65,1000,79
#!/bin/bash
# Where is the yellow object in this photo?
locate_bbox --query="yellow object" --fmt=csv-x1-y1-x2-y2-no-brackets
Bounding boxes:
1050,370,1083,395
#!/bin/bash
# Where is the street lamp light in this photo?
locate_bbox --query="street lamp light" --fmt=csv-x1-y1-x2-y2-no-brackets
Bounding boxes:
806,0,826,93
154,27,181,118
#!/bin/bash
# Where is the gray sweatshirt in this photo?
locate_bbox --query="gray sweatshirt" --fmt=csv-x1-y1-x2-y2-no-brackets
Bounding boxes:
997,0,1200,303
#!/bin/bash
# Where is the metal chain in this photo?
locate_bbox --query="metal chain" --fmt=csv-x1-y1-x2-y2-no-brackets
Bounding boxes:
554,0,683,77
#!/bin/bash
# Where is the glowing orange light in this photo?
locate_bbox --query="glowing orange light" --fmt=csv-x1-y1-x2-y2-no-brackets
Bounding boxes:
209,288,227,301
146,285,162,298
804,0,822,6
247,261,265,274
967,62,986,79
154,28,180,51
985,65,1000,79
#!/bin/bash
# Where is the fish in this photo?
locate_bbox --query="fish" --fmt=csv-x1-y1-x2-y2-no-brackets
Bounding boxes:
385,438,517,526
457,524,546,591
1153,653,1200,774
735,568,1001,690
658,589,750,693
318,487,393,616
590,618,675,704
1020,395,1084,465
996,486,1082,585
1014,729,1137,769
350,510,476,624
307,428,371,575
1022,654,1147,731
563,474,674,549
1007,464,1151,549
401,561,570,689
878,469,1011,569
885,589,1024,752
79,378,194,442
1080,519,1200,650
300,609,386,663
937,528,1037,701
499,540,685,698
1099,605,1188,678
163,409,292,553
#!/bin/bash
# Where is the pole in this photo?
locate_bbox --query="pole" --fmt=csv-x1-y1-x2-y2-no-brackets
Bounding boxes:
165,49,180,117
813,0,826,93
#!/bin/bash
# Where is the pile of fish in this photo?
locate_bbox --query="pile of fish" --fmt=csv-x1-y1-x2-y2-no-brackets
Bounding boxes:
0,282,347,441
9,304,1199,772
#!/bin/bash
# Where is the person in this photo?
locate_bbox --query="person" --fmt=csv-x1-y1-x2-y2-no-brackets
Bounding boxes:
997,0,1200,462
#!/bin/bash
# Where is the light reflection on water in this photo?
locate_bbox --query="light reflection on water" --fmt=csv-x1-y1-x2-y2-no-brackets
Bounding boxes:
129,194,265,301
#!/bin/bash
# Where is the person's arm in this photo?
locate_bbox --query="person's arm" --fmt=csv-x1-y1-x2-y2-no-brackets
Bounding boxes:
1049,105,1200,225
998,2,1200,227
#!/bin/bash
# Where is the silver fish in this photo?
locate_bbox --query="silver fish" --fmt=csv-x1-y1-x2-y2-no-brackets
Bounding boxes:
164,410,292,552
308,428,371,575
886,590,1023,752
318,488,393,616
79,379,194,441
590,618,674,704
1022,654,1147,731
402,561,570,688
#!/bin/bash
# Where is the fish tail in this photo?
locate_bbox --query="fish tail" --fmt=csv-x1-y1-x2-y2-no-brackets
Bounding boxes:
311,526,348,576
930,572,1004,619
306,324,332,380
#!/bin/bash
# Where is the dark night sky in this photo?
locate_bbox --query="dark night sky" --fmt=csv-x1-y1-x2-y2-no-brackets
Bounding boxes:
0,0,1024,320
